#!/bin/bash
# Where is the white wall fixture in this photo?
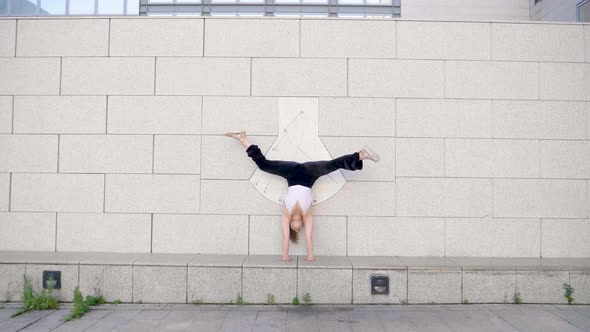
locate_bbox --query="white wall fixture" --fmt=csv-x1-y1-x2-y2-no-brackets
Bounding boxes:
249,97,346,205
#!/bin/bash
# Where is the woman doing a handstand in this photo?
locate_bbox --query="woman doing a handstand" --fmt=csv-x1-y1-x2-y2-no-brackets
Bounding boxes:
226,130,380,262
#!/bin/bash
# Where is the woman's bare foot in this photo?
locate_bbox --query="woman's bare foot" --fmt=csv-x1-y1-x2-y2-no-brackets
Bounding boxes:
225,130,251,148
224,130,247,140
359,145,380,162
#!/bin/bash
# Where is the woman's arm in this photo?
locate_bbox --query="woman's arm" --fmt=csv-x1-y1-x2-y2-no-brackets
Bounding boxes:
281,209,292,261
303,213,315,261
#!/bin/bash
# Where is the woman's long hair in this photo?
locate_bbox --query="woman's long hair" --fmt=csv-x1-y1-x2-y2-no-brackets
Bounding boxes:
289,227,299,243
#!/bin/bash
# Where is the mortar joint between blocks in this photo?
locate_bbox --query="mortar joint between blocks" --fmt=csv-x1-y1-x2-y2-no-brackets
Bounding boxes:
14,19,18,57
54,212,58,251
8,172,12,212
11,96,15,134
153,57,157,96
107,18,111,56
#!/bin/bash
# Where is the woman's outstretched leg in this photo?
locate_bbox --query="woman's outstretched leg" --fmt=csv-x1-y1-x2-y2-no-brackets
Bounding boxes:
301,146,380,178
225,130,298,179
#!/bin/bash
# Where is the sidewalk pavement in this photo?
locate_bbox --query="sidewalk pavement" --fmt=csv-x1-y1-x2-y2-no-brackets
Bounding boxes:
1,302,589,332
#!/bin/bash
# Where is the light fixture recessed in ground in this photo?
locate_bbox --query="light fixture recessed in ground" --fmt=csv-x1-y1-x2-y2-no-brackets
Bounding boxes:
43,270,61,289
371,275,389,295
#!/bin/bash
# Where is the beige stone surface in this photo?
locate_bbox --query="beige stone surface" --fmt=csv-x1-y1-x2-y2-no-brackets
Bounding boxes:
396,177,491,217
516,271,569,304
242,267,296,304
59,135,152,173
0,96,12,134
107,96,201,134
312,181,395,216
298,268,352,304
105,174,200,213
79,265,133,303
0,20,15,56
0,212,55,251
152,214,248,254
206,19,297,57
202,96,278,135
492,100,587,139
188,267,242,304
156,57,250,96
0,58,60,95
133,265,187,303
154,135,201,174
398,21,490,60
0,263,24,302
407,270,462,304
493,179,587,218
570,272,590,304
252,58,346,97
61,57,155,95
540,140,590,179
445,61,539,99
397,99,491,138
200,180,281,215
56,213,151,253
111,18,203,56
541,219,590,257
445,138,539,178
462,271,516,303
11,173,104,212
349,59,444,98
301,19,395,58
17,19,108,56
446,217,540,257
395,138,444,177
14,96,106,134
318,97,395,137
347,217,444,256
0,135,57,172
492,23,584,62
0,174,8,211
539,63,590,101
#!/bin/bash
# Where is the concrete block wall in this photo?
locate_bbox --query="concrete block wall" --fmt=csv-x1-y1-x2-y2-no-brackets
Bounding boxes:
0,17,589,258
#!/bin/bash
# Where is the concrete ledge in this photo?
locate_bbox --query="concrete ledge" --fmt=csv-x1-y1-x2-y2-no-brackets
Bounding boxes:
1,251,589,304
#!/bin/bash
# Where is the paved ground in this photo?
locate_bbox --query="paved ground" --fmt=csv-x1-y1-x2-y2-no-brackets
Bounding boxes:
0,302,589,331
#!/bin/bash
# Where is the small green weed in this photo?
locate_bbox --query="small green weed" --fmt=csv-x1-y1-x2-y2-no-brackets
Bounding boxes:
64,287,89,321
192,298,204,305
64,287,106,321
235,293,247,305
12,274,59,317
513,291,522,304
266,293,275,305
292,296,300,305
463,299,469,304
111,299,122,305
85,294,105,307
302,292,312,305
563,283,574,304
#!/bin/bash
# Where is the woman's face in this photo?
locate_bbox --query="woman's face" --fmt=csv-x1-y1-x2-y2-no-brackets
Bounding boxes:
290,217,302,232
